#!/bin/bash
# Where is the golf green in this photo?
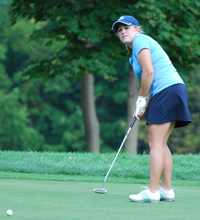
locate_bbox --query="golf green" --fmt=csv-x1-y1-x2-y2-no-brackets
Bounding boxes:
0,178,199,220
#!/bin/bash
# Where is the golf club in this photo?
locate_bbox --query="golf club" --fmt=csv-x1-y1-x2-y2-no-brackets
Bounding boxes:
93,116,137,194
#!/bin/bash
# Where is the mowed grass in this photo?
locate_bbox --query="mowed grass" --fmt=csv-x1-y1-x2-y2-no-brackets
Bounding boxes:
0,151,200,219
0,175,200,220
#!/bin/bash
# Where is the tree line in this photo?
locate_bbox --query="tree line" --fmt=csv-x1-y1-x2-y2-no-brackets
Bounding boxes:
0,0,199,153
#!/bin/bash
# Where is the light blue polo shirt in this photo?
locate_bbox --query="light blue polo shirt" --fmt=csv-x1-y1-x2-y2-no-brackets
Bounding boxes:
129,33,184,97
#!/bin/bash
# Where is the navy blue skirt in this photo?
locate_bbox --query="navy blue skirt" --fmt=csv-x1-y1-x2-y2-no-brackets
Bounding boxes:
147,84,192,128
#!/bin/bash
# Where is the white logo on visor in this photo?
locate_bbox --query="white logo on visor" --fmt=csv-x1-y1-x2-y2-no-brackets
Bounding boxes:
118,16,125,21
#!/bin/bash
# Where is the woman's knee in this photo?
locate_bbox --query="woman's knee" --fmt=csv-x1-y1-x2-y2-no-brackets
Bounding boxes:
148,133,162,149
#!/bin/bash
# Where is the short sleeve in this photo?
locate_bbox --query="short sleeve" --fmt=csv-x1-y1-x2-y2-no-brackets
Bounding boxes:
132,34,151,57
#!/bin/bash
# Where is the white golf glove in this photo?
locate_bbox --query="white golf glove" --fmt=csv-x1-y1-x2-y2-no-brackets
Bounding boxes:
135,96,147,117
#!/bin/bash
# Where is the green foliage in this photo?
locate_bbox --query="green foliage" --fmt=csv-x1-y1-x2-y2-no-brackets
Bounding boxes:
10,0,131,80
10,0,200,79
95,61,129,152
0,92,44,150
19,76,86,152
134,0,200,71
0,1,84,152
0,1,45,151
0,0,199,152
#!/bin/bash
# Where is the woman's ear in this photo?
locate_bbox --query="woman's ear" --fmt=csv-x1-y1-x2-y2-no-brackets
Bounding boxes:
135,26,139,33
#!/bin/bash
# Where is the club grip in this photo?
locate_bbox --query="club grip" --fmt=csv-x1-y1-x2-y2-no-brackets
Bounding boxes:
130,116,137,128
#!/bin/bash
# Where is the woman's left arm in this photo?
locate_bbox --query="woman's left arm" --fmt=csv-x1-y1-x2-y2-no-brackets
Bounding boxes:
146,92,152,109
137,49,154,97
134,49,153,119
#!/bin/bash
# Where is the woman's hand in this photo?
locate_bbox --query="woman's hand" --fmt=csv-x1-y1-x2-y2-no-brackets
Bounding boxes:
135,109,145,120
133,93,152,120
133,96,147,120
133,109,146,120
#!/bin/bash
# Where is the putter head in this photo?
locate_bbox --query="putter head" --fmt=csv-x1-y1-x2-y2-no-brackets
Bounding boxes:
93,188,107,194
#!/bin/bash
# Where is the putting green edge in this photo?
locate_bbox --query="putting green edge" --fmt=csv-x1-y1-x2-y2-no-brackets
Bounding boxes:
0,171,199,186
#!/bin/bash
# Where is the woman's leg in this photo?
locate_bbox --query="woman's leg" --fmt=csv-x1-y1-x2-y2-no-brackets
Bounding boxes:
148,122,175,192
161,144,173,190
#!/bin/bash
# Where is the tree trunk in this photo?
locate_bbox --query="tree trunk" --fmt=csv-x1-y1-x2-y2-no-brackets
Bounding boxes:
80,71,100,153
125,65,140,154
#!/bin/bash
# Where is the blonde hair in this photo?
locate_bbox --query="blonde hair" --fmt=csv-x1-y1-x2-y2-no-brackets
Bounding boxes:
126,25,144,56
137,25,144,34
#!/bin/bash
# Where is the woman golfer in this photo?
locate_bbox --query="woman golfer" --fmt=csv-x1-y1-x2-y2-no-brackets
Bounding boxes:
112,15,191,203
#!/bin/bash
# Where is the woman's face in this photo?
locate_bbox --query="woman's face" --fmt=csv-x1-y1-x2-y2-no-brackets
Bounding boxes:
116,24,139,48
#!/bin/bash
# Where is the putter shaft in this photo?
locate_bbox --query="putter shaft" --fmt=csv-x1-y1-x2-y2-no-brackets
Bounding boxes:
102,116,137,190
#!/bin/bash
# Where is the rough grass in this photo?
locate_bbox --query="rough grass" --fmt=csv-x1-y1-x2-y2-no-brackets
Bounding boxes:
0,151,199,182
